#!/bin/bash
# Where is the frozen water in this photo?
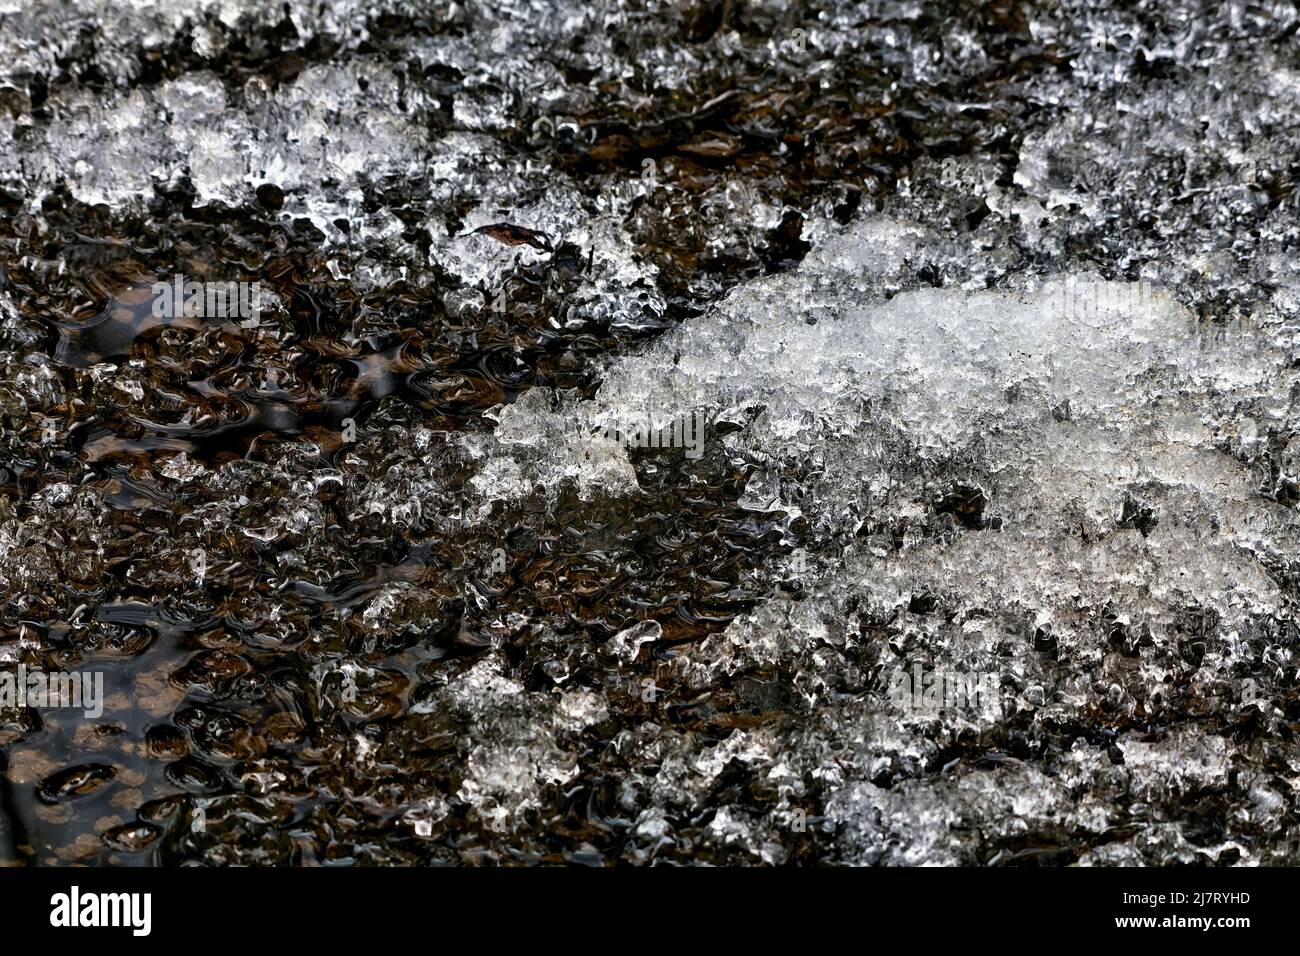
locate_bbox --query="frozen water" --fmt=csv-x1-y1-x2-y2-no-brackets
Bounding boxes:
2,0,1299,867
482,214,1300,862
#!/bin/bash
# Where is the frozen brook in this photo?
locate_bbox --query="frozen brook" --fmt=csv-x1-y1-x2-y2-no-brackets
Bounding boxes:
486,218,1300,863
0,0,1298,866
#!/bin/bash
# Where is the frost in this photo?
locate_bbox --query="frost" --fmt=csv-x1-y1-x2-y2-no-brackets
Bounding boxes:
3,0,1299,867
488,212,1300,862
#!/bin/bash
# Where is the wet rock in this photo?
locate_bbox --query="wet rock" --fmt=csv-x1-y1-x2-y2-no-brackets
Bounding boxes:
36,764,116,804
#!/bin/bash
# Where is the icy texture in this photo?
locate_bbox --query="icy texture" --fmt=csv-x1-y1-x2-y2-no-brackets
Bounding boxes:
491,221,1300,863
1,0,1299,867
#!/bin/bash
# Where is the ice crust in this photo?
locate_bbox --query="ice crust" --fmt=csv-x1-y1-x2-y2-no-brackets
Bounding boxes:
2,0,1299,866
485,217,1300,863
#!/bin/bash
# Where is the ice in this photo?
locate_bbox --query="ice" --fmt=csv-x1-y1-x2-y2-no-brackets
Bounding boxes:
444,657,583,829
3,0,1299,867
479,212,1300,862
